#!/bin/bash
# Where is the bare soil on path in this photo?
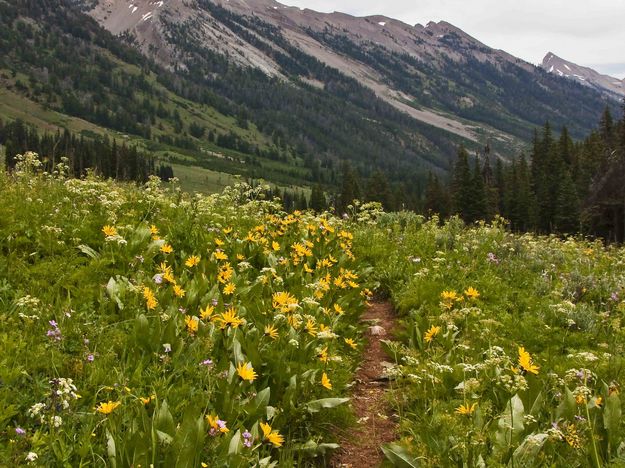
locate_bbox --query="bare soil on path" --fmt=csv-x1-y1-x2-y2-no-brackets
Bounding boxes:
330,301,399,468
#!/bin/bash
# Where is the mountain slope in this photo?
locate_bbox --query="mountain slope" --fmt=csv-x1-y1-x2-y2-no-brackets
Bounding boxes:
83,0,617,145
542,52,625,99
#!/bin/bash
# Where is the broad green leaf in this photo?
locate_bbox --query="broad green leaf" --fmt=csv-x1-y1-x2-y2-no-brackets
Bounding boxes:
512,433,548,466
106,430,117,468
381,443,420,467
604,393,622,452
228,429,241,455
77,244,99,259
305,397,350,413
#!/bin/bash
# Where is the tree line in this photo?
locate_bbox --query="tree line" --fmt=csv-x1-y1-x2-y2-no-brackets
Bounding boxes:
419,104,625,241
0,119,172,182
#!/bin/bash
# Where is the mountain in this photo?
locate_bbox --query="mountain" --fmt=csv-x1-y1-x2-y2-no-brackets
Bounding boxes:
0,0,620,206
542,52,625,99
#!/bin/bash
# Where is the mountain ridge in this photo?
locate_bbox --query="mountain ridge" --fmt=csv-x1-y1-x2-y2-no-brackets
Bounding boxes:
541,51,625,99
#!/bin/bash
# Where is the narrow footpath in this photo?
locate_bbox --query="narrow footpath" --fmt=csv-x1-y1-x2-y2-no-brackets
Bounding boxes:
331,301,398,467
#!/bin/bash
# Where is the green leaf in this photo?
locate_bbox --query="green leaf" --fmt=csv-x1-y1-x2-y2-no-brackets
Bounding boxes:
228,429,242,455
305,397,350,413
381,443,420,467
495,394,525,449
604,393,622,452
155,401,175,438
512,433,548,465
77,244,99,259
291,440,339,456
106,277,124,309
106,430,117,468
232,336,245,364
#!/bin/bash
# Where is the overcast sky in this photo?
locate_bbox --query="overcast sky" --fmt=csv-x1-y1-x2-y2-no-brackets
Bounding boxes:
283,0,625,78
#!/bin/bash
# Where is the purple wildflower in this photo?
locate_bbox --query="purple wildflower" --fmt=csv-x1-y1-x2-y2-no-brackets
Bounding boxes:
201,359,213,366
611,292,619,302
87,354,95,362
15,427,26,436
153,274,163,285
243,430,253,448
211,298,219,306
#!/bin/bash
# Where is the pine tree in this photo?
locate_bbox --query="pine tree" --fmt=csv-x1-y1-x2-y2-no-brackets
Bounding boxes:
467,155,486,222
338,161,361,214
555,168,580,233
450,145,472,222
309,184,326,212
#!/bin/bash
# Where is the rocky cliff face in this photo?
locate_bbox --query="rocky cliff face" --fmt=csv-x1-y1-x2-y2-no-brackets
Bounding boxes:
77,0,616,147
542,52,625,99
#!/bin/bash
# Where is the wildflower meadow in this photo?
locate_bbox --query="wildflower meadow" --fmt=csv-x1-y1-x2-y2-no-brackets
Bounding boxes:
356,212,625,466
0,154,370,466
2,154,625,466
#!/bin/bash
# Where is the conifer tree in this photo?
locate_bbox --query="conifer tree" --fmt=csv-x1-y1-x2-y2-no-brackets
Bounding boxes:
309,184,326,212
451,145,472,222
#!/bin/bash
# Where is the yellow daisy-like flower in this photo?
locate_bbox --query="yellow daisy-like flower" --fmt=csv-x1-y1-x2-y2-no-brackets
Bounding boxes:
455,402,477,416
236,362,257,382
185,315,199,334
236,254,245,261
223,283,236,295
139,395,155,405
160,243,173,254
272,291,299,313
333,304,344,315
200,305,214,320
518,346,540,375
424,325,441,343
223,227,233,235
464,287,480,300
272,241,280,251
185,255,200,267
260,422,284,447
143,287,158,310
344,338,357,350
318,347,329,363
96,400,121,415
214,250,228,261
214,238,225,247
264,324,279,340
206,414,229,433
321,372,332,390
217,307,244,329
305,319,318,337
303,264,314,273
102,225,117,237
173,284,186,298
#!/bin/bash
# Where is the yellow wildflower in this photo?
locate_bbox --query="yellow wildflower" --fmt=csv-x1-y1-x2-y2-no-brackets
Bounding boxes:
272,241,280,251
214,238,225,247
424,325,441,343
272,291,299,313
455,402,477,416
464,287,480,300
344,338,357,350
96,401,121,415
518,346,540,375
321,372,332,390
143,287,158,310
333,304,344,315
102,225,117,237
217,307,244,329
305,319,318,336
160,243,173,254
185,255,200,267
223,283,236,295
185,315,199,334
206,414,229,433
264,324,279,340
318,347,329,363
200,305,214,320
260,422,284,447
173,284,186,298
236,362,257,382
214,250,228,261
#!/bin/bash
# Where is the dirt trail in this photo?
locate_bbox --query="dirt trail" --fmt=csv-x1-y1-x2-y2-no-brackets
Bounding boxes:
331,301,398,467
